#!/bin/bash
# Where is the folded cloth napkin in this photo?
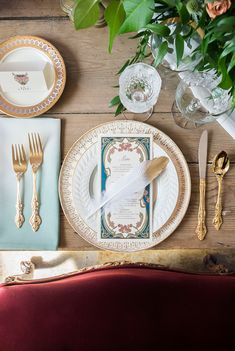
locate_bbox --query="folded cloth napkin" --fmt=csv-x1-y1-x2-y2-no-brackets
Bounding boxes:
217,111,235,139
0,117,61,250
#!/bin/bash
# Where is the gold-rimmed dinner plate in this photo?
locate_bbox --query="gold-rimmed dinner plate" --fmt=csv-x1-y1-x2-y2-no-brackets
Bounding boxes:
59,120,191,252
0,35,66,118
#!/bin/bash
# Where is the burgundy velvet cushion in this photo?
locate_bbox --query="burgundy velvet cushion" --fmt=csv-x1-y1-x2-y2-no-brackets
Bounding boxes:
0,266,235,351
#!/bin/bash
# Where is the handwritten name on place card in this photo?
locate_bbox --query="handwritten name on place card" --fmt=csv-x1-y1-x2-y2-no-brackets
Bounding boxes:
0,61,53,93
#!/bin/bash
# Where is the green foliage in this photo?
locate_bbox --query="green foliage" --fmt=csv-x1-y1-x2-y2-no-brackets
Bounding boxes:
154,41,168,67
176,3,190,24
145,24,170,37
186,0,200,14
109,95,121,107
74,0,100,30
104,0,126,53
115,102,126,116
175,33,184,67
119,0,155,34
73,0,235,114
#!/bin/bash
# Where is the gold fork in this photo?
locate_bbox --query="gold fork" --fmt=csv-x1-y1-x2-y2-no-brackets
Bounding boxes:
11,144,27,228
28,133,43,232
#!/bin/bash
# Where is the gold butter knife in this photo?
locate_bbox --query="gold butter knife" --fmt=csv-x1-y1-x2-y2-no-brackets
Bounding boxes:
195,130,208,241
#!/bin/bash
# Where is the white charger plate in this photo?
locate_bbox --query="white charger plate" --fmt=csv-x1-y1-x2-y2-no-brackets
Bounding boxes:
0,36,66,117
59,120,191,252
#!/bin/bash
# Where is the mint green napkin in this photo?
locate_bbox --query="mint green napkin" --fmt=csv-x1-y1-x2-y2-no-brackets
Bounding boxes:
0,117,61,250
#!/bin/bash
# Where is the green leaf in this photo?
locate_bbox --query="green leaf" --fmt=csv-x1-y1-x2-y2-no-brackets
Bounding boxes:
117,59,130,74
220,75,233,90
220,42,235,60
154,41,168,67
119,0,155,34
214,16,235,33
160,0,176,6
105,0,126,53
232,87,235,109
146,23,170,37
228,53,235,72
109,95,121,107
74,0,100,30
176,3,190,25
175,34,184,67
198,8,207,28
218,57,233,90
115,102,126,116
129,30,149,39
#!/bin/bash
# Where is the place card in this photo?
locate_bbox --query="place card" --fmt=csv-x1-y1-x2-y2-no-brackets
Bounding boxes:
98,134,153,242
0,61,52,93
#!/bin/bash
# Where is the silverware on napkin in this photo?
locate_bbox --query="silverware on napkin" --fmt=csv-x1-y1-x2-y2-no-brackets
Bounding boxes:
11,144,27,228
28,133,43,232
195,130,208,241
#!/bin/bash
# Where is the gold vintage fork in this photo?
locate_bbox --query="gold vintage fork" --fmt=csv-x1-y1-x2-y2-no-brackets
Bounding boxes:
11,144,27,228
28,133,43,232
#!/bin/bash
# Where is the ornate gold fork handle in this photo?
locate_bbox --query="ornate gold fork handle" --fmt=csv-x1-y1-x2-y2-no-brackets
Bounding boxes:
29,172,42,232
195,178,207,241
213,175,223,230
15,175,24,228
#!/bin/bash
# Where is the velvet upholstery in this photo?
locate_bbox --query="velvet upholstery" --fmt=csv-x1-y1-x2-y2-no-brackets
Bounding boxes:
0,265,235,351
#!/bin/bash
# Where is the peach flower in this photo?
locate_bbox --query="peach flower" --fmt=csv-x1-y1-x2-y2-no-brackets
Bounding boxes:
206,0,232,19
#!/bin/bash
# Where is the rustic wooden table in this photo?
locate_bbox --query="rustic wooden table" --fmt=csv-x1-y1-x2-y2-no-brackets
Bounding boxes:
1,1,235,259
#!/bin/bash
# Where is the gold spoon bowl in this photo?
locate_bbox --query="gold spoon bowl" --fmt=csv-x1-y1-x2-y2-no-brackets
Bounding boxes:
212,151,230,230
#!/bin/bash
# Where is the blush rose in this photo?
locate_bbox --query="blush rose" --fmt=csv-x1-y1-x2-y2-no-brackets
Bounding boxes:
206,0,232,19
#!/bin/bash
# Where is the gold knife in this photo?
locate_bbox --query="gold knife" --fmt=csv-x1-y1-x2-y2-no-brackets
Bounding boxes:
195,130,208,240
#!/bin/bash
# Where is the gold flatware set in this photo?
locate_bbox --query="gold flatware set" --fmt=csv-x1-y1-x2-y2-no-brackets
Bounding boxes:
11,133,43,232
196,131,230,240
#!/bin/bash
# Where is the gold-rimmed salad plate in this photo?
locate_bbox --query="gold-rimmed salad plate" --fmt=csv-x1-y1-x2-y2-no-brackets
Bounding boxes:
0,35,66,118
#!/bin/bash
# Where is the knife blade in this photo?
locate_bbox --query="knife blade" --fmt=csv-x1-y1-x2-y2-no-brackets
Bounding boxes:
198,130,208,180
195,130,208,240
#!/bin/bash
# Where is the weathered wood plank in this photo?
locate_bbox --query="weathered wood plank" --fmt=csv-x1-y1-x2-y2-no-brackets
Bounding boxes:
0,0,64,18
60,113,235,164
0,20,177,113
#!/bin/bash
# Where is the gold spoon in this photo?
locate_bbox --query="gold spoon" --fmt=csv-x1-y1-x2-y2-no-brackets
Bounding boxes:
212,151,230,230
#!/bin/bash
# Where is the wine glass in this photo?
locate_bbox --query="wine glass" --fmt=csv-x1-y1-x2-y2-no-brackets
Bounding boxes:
119,63,162,122
172,71,232,129
60,0,74,17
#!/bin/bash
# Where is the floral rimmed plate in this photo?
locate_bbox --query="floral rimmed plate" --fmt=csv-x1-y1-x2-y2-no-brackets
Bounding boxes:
0,35,66,118
59,120,191,252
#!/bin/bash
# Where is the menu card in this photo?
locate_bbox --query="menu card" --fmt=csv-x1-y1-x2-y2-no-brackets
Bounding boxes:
98,134,153,242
